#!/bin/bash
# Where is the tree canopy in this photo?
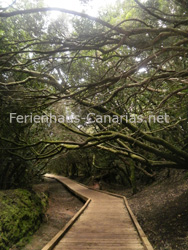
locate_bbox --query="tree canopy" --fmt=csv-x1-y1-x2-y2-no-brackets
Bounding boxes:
0,0,188,188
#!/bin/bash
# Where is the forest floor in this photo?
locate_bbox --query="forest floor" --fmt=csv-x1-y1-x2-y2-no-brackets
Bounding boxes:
101,169,188,250
22,170,188,250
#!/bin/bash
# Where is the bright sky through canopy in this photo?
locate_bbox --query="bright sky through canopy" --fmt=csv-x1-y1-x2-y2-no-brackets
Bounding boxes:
44,0,117,18
0,0,117,17
1,0,147,18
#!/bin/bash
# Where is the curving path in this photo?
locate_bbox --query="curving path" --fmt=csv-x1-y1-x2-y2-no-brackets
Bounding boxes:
42,174,153,250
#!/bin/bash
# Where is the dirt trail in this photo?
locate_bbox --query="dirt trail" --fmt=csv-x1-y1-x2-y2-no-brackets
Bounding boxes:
22,178,83,250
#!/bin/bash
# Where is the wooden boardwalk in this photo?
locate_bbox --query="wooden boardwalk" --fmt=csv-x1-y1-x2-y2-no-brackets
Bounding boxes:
43,174,153,250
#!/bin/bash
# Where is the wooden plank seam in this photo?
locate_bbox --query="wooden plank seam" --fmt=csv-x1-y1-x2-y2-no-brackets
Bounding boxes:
42,174,154,250
86,187,154,250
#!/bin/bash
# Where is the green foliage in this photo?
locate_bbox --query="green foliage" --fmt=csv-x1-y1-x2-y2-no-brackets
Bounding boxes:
0,0,57,189
1,0,188,190
0,188,48,250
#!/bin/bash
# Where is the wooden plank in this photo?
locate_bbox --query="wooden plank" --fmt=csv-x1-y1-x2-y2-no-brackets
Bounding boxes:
55,244,144,250
60,237,140,242
67,227,137,233
58,242,143,246
44,174,153,250
64,233,139,238
54,246,144,250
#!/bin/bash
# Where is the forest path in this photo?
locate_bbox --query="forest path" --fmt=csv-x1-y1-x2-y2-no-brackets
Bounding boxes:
43,174,153,250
